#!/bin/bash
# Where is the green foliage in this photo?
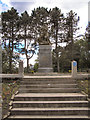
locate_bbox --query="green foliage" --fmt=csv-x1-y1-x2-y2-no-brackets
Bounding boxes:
18,11,37,73
2,79,20,117
31,7,50,45
65,10,80,60
49,7,64,72
52,37,89,72
2,49,18,73
33,63,39,72
76,38,89,70
2,7,89,73
2,7,20,73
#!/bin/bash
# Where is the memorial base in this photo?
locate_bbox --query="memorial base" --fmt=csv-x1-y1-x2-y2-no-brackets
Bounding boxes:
38,67,53,73
38,45,53,73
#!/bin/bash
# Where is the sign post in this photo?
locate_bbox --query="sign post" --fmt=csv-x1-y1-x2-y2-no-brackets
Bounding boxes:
19,60,24,77
72,61,77,78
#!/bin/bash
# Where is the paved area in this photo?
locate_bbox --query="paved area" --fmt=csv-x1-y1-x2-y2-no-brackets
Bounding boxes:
24,75,72,78
8,115,89,119
0,73,89,79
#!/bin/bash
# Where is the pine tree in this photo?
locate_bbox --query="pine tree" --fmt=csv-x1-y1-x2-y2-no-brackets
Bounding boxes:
31,7,50,44
2,7,20,73
19,11,37,72
49,7,64,72
65,10,80,60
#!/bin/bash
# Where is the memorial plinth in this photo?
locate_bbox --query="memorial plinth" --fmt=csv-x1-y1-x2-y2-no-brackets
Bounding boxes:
38,45,53,73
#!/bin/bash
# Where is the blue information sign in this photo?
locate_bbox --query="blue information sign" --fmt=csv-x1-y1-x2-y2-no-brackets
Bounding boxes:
73,61,77,67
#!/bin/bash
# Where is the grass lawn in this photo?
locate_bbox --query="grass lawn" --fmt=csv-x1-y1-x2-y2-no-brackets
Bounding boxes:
2,79,20,118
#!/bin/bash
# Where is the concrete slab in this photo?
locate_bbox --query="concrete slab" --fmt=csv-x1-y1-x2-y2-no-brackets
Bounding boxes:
23,76,72,79
8,115,89,119
15,93,87,97
0,73,89,79
0,74,23,78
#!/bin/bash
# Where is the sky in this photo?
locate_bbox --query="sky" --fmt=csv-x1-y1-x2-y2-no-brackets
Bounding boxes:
0,0,90,67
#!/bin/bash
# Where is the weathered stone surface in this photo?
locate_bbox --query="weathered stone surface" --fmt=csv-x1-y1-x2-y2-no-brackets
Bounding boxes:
72,61,77,78
38,45,53,73
19,61,24,77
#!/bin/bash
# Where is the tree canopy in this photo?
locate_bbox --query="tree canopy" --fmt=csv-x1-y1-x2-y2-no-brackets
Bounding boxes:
1,7,89,73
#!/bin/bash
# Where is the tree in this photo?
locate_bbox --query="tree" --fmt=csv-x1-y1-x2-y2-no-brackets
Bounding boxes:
2,7,20,73
31,7,50,45
76,37,89,71
2,48,18,73
18,11,37,72
86,23,90,70
65,10,80,60
58,37,89,72
49,7,64,72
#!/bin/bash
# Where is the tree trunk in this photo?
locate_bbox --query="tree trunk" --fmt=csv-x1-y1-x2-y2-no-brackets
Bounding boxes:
57,55,60,72
9,40,12,73
27,57,29,73
24,28,29,73
55,26,60,72
71,20,74,61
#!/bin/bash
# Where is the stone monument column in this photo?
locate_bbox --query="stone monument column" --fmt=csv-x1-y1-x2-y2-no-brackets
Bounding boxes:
38,45,53,73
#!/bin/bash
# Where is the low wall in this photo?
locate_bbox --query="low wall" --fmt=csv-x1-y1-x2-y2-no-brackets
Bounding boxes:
0,73,89,79
0,74,23,79
76,74,89,80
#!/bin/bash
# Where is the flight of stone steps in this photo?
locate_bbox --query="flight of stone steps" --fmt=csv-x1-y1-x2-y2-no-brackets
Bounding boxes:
7,76,89,119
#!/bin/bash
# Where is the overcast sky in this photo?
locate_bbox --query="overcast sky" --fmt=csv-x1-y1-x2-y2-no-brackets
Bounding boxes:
0,0,90,66
1,0,90,32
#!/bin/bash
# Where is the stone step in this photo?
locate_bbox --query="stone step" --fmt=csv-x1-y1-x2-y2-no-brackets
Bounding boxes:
33,73,71,76
19,84,77,88
22,78,75,81
23,77,72,80
13,101,88,108
10,107,88,116
14,93,87,101
21,80,76,84
19,88,80,93
7,75,89,120
8,115,89,119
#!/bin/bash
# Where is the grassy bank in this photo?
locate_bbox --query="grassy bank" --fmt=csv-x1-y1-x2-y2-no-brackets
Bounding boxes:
77,79,88,94
2,79,20,117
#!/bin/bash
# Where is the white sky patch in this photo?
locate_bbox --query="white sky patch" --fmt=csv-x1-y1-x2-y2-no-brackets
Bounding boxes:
88,1,90,22
0,4,2,13
20,54,38,67
75,5,88,34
